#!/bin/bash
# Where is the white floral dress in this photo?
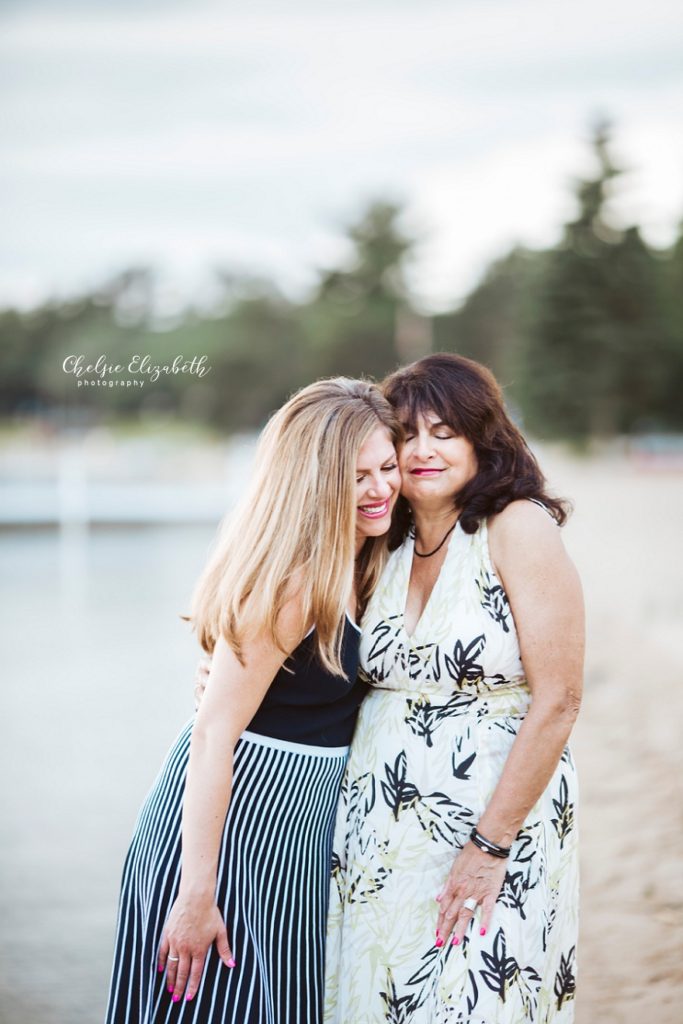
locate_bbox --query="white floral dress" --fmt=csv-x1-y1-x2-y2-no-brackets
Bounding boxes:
324,519,579,1024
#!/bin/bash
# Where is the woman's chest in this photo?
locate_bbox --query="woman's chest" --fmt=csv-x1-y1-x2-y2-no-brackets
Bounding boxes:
359,533,523,690
402,548,449,638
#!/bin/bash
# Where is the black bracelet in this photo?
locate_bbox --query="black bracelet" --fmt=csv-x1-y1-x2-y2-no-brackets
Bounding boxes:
470,827,511,859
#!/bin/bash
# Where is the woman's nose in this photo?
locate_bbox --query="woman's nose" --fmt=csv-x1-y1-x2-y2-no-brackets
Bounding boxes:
368,474,392,497
414,432,434,459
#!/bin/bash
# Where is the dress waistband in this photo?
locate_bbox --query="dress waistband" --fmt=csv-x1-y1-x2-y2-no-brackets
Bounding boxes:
240,729,350,758
366,684,532,719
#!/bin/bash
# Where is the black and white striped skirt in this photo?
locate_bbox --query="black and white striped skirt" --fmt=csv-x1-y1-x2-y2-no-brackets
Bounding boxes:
105,720,349,1024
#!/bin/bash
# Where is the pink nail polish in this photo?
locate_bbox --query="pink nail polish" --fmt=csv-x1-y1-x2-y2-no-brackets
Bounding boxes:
157,964,164,972
186,993,194,1001
167,985,173,994
172,993,181,1003
227,957,236,968
452,935,460,946
435,936,444,948
480,927,487,936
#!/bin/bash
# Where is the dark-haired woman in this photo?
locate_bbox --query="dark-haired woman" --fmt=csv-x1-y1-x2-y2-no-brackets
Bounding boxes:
325,354,584,1024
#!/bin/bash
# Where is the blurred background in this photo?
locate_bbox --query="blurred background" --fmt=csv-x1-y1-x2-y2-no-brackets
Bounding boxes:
1,1,682,1021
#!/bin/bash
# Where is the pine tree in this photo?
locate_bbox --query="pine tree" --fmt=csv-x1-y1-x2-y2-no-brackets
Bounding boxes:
305,202,417,381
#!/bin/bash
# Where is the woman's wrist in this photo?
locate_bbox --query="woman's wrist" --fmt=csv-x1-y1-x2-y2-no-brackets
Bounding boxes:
178,876,216,903
474,812,518,849
470,827,511,859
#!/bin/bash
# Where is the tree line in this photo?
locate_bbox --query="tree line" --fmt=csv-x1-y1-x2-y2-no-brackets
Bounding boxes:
2,124,682,441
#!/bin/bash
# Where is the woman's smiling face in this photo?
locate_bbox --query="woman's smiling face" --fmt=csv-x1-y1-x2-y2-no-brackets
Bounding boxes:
355,426,401,543
398,410,478,507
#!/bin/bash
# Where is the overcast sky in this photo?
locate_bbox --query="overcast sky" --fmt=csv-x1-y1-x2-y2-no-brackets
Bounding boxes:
1,0,682,313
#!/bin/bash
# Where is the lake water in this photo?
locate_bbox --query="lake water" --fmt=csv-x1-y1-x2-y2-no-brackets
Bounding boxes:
0,525,218,1024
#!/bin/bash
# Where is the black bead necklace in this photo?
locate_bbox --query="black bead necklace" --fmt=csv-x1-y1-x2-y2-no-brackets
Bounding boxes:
413,519,458,558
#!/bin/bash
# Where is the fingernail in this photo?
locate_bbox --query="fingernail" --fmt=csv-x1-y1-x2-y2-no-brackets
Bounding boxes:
451,935,460,946
227,957,236,968
157,964,164,972
185,993,194,1001
435,934,444,948
167,985,173,993
480,927,487,936
172,994,181,1003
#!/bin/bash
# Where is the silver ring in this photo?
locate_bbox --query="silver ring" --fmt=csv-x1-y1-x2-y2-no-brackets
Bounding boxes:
463,897,478,912
167,955,180,962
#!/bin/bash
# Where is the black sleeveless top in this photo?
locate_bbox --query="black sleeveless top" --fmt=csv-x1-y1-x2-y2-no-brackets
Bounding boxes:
247,615,369,747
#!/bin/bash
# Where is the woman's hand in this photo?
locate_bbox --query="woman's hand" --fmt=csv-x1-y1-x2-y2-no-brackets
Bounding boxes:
435,841,508,947
158,894,234,1003
193,654,212,711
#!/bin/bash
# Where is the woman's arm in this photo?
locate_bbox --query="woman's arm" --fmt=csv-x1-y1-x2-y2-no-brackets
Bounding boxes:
160,592,309,1004
436,500,584,945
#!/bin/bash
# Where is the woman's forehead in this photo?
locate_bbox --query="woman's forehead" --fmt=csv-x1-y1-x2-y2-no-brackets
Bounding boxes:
397,402,450,429
356,427,396,467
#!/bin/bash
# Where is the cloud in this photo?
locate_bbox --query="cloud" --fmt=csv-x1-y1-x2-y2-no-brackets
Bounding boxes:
1,0,681,309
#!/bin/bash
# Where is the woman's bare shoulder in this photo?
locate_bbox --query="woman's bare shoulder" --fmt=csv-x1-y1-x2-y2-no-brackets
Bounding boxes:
489,499,559,547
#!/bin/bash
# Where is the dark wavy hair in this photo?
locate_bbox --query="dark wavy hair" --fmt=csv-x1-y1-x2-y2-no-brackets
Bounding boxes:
382,352,570,546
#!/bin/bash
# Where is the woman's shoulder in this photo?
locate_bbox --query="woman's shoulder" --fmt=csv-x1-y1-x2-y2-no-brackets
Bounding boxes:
487,499,561,561
489,498,557,532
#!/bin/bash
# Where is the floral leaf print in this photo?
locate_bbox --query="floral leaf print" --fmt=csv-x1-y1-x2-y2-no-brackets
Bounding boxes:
406,644,437,681
365,617,443,683
379,753,475,844
451,750,476,780
466,968,479,1016
480,929,513,999
348,771,376,819
544,884,560,948
405,941,465,1018
560,745,574,766
491,717,519,737
517,964,542,1021
551,776,575,848
554,946,577,1008
413,790,476,846
404,697,439,746
404,693,477,747
476,572,511,633
379,969,421,1024
496,869,539,921
406,944,442,987
513,829,536,864
380,752,420,820
480,928,541,1009
436,694,475,718
431,644,443,681
346,837,390,905
444,634,486,687
365,616,403,681
342,771,377,868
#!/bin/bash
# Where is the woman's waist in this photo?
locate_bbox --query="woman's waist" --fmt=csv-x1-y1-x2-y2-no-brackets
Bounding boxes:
362,680,532,718
239,729,350,759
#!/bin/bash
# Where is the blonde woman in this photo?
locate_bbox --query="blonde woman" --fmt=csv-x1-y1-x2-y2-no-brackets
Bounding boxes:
105,378,401,1024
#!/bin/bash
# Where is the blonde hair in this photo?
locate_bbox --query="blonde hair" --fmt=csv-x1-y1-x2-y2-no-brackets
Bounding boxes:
188,378,401,676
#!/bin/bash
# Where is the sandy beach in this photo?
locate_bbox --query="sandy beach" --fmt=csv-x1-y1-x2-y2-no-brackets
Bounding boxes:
541,449,683,1023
